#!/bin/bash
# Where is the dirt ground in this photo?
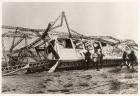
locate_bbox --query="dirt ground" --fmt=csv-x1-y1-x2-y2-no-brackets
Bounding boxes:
2,65,138,94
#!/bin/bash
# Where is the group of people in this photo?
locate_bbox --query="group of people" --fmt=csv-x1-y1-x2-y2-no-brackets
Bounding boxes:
84,48,137,71
85,48,104,71
121,50,137,70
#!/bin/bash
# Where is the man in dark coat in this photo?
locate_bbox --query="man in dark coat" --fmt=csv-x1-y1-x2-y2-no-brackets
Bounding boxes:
98,49,104,68
128,50,137,69
121,51,129,69
85,49,91,66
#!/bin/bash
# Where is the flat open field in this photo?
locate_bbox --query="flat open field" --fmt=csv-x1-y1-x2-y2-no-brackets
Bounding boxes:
2,65,138,94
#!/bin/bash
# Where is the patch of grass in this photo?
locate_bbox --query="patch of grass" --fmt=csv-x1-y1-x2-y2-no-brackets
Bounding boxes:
44,78,53,83
121,82,137,90
79,82,89,87
92,82,98,85
63,83,73,88
108,68,121,73
44,81,47,83
100,74,108,78
60,89,70,93
53,74,60,77
2,85,11,92
124,74,133,79
44,78,52,82
97,91,105,94
35,90,45,93
110,79,121,90
38,83,46,88
128,83,137,88
128,69,137,73
47,89,60,92
67,77,72,80
12,88,16,91
81,75,92,80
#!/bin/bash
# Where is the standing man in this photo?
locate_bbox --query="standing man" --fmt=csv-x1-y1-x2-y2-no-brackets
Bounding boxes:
128,50,137,70
121,51,129,69
85,48,91,66
98,49,104,68
92,49,100,71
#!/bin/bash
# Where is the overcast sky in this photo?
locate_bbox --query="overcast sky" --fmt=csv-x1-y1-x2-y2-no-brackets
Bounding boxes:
2,2,137,43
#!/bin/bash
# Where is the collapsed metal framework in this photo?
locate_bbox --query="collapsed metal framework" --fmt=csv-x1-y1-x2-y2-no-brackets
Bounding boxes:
2,12,86,75
2,12,137,76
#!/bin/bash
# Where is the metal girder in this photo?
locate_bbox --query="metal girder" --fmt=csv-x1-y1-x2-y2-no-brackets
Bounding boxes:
10,37,25,52
2,25,44,32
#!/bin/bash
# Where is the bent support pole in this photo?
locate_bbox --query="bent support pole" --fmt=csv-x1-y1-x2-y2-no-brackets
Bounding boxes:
48,59,60,73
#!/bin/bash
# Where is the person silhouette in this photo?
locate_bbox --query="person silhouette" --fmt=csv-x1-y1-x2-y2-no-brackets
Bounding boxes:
120,51,129,69
85,48,91,67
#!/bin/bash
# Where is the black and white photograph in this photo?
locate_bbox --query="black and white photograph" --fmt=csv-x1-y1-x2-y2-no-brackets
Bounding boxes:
2,1,138,94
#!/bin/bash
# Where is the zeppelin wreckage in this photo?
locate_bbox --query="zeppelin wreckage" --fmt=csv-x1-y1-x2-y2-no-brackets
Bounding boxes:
2,12,138,76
